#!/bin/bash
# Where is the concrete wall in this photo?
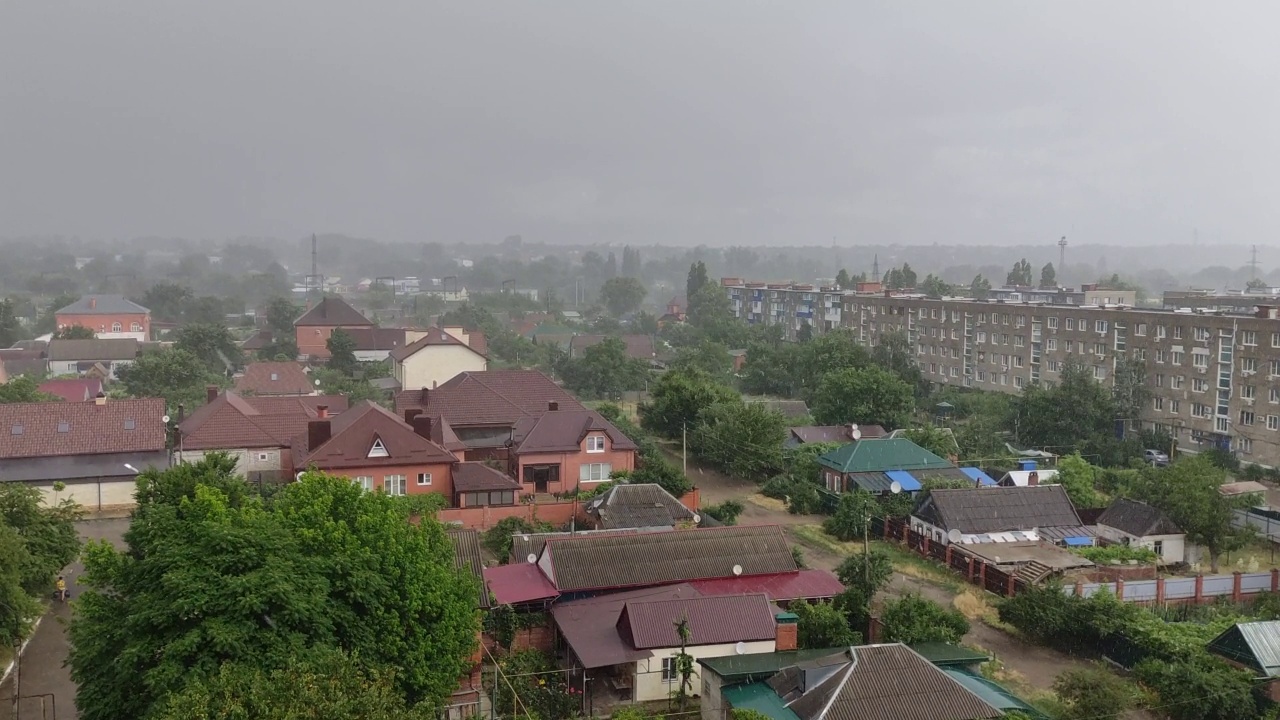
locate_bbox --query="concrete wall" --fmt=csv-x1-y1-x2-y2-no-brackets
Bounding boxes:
1095,525,1188,564
394,344,486,390
633,640,776,703
176,447,286,475
32,477,136,510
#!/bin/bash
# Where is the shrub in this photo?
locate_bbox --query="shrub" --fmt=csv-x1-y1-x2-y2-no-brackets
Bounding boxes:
823,491,875,541
482,517,552,562
879,594,969,644
761,476,822,514
792,600,859,648
702,499,744,525
1074,544,1159,565
1053,665,1136,720
1133,657,1258,720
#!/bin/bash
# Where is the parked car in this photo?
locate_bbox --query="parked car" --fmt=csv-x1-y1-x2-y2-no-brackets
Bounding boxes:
1144,449,1170,467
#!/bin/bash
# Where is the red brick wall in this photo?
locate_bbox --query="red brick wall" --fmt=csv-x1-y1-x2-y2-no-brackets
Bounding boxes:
516,446,636,495
318,462,456,502
56,311,150,338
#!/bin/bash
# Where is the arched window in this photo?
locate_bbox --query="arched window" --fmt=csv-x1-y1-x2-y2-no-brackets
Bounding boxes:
131,322,142,332
111,322,122,332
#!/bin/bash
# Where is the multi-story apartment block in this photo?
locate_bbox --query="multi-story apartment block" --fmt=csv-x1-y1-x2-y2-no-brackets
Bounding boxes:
722,278,1280,468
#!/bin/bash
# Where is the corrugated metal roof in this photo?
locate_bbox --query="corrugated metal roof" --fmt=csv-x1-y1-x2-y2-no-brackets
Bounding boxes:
483,563,559,605
885,470,922,492
620,593,776,649
1097,497,1182,537
395,370,585,428
552,584,700,668
913,486,1082,536
1209,621,1280,677
940,669,1047,719
819,438,955,474
57,294,149,315
724,682,803,720
959,467,996,486
453,462,522,493
689,569,845,602
509,528,643,564
293,297,373,327
699,648,854,683
585,483,696,529
910,643,989,667
446,528,491,610
543,525,797,593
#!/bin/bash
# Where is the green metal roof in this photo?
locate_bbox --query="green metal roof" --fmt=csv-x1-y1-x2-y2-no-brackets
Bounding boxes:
911,643,990,667
818,438,955,475
1208,621,1280,678
699,647,849,684
722,682,802,720
940,669,1048,720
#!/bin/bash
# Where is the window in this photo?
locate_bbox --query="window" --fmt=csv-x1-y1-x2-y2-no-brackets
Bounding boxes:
1172,375,1184,389
977,370,988,382
1269,415,1280,431
1013,355,1024,368
1156,325,1167,339
950,347,959,359
1217,417,1230,433
368,438,389,458
586,435,606,453
580,463,612,482
1153,540,1164,557
979,313,988,323
417,472,432,486
257,452,270,462
1170,400,1180,414
111,322,122,332
1193,378,1208,393
384,475,406,495
1272,360,1280,376
662,657,677,682
1077,341,1086,355
1047,317,1059,329
354,476,373,492
1273,388,1280,404
1155,350,1166,364
1240,410,1256,426
1171,350,1184,365
1135,323,1147,336
1066,318,1076,331
1014,376,1025,388
130,322,142,332
1094,365,1106,380
1243,385,1256,400
950,366,959,377
1154,374,1164,388
1242,330,1258,346
1014,335,1025,347
1195,327,1210,341
976,331,987,343
1240,437,1254,454
1047,338,1057,351
1153,397,1164,411
1193,403,1211,418
1273,332,1280,348
1243,358,1258,373
1096,320,1108,333
1192,352,1208,368
1094,343,1106,356
1048,360,1062,372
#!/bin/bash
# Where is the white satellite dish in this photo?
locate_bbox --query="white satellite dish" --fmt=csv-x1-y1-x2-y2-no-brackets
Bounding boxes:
732,564,743,576
889,481,902,495
526,554,538,564
295,471,306,481
521,534,530,541
161,414,171,424
692,514,701,523
947,528,963,544
735,642,747,655
851,425,862,441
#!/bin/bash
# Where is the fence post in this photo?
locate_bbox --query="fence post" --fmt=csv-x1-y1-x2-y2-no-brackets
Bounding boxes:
979,561,987,589
967,557,975,582
1194,575,1204,603
901,523,909,544
1272,568,1279,593
922,535,930,557
1074,578,1084,597
883,518,892,540
1233,571,1243,602
1115,577,1125,601
1155,577,1165,604
945,544,953,567
1006,573,1016,597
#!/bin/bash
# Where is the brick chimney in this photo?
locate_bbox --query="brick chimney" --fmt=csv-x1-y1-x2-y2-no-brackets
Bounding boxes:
419,388,430,404
775,612,798,651
308,418,331,450
206,385,219,404
88,297,97,310
94,391,106,406
1027,471,1039,486
548,401,559,412
317,404,329,419
411,415,434,440
405,408,423,424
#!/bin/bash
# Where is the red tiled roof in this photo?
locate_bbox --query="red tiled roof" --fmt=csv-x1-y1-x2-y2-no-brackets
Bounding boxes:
394,370,584,428
689,569,845,602
295,400,457,469
453,462,522,493
467,331,488,356
178,392,348,450
484,563,561,605
344,327,408,352
570,334,656,361
0,398,167,459
294,297,373,327
240,330,272,351
233,362,315,396
37,378,103,403
619,593,776,649
389,327,484,362
512,409,637,454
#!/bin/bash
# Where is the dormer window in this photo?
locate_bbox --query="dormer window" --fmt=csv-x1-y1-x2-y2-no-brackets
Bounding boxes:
586,435,606,453
368,438,389,458
270,373,279,381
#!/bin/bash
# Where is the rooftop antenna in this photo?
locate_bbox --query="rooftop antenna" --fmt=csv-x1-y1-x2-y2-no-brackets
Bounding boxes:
311,233,318,300
1057,236,1068,286
872,254,880,280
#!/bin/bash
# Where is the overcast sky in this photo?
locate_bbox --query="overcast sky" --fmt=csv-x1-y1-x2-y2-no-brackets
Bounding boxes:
2,1,1278,247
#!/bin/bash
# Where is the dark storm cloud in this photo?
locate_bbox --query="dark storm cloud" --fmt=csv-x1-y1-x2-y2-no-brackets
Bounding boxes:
2,1,1278,246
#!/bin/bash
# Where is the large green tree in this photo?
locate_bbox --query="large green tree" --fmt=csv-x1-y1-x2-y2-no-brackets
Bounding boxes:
558,337,650,398
327,328,359,375
1054,452,1102,509
811,366,914,428
53,324,95,339
1130,454,1259,571
174,322,243,374
1011,358,1114,452
1039,262,1057,289
137,282,194,323
640,368,738,439
117,346,222,411
0,484,82,648
1006,258,1033,286
0,298,22,347
69,460,478,720
792,600,859,648
1052,665,1133,720
879,594,970,644
691,400,786,481
0,376,59,403
599,276,647,317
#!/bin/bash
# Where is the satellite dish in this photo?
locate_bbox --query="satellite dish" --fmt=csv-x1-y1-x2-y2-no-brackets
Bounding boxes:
161,414,171,423
889,481,902,495
295,471,306,481
692,514,701,523
314,378,321,386
992,556,1002,564
851,424,862,441
735,642,747,655
521,534,530,541
947,528,962,544
526,554,538,564
732,564,743,576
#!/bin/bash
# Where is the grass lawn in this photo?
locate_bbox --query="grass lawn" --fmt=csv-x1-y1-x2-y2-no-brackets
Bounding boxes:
791,523,963,593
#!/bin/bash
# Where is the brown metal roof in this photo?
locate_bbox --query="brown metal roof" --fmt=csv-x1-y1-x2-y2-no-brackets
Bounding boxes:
512,409,637,454
584,483,696,529
569,334,656,361
389,327,486,362
1097,497,1182,537
178,392,348,450
619,593,776,649
394,370,584,428
510,529,643,564
552,584,701,669
0,349,47,379
233,362,315,396
789,425,887,444
453,462,522,493
783,644,1002,720
913,486,1082,536
293,297,373,327
0,397,167,459
343,327,409,352
295,400,457,469
542,525,797,593
46,338,139,361
446,528,492,610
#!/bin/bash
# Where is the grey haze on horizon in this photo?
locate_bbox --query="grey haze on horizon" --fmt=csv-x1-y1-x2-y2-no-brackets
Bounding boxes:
3,1,1279,248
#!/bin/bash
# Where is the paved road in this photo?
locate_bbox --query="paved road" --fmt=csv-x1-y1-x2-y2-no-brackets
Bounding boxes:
0,519,129,720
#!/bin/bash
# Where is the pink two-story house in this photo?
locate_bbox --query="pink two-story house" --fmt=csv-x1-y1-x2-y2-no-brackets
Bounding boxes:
510,403,637,494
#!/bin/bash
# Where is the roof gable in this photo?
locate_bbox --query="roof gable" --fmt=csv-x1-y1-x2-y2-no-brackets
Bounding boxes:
389,327,487,362
394,370,584,428
178,392,348,450
1209,621,1280,677
585,483,696,529
619,594,776,649
56,294,150,315
298,401,457,468
1097,497,1182,537
914,486,1082,535
513,409,638,454
819,438,954,474
233,362,314,396
293,297,373,327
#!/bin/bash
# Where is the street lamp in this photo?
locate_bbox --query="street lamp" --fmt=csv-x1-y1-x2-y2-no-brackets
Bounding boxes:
123,464,139,474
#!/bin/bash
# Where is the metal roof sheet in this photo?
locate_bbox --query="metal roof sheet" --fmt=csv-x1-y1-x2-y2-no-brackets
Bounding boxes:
56,294,149,315
819,438,955,474
1209,621,1280,677
552,584,700,668
913,486,1083,536
620,593,776,649
446,528,491,610
689,569,845,602
959,467,996,486
483,563,559,605
885,470,921,492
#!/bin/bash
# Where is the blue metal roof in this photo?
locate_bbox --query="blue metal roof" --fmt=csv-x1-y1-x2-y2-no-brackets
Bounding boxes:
959,466,996,486
1063,536,1094,546
885,470,921,491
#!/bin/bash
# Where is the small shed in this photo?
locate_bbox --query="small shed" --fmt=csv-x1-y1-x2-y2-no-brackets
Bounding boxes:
1208,621,1280,701
1095,497,1191,564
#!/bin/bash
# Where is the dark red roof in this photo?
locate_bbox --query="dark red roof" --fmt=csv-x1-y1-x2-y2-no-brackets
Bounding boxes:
38,378,103,403
512,409,637,454
484,563,560,605
467,331,488,356
619,593,776,649
569,334,656,361
240,330,272,351
233,362,315,396
344,327,409,352
394,370,584,428
552,584,701,668
689,569,845,602
295,400,457,469
179,392,348,450
0,398,167,459
453,462,522,493
0,349,47,379
389,327,485,362
294,297,373,327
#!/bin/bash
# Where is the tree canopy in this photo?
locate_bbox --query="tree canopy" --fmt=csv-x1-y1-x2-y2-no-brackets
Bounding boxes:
326,328,359,375
811,366,914,428
69,458,479,719
1130,454,1259,571
116,346,223,411
599,276,647,317
0,375,60,403
690,400,786,482
640,368,739,439
0,483,82,648
558,337,650,398
879,594,970,644
174,322,243,374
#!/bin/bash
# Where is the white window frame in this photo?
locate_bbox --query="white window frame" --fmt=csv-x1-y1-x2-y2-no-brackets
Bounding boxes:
417,472,432,486
586,435,606,453
384,474,406,496
354,476,373,492
580,462,612,483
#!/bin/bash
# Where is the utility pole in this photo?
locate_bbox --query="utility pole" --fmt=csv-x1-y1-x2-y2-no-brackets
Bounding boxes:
311,233,318,299
1249,245,1260,282
872,254,880,280
863,510,871,585
682,423,687,476
1058,236,1068,286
